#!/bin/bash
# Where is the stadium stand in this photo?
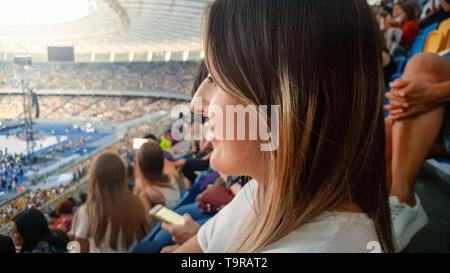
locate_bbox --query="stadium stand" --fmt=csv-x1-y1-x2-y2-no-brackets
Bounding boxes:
0,62,198,95
1,0,450,256
0,96,182,123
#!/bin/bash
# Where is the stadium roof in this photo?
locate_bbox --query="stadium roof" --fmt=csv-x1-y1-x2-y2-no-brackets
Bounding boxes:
0,0,212,56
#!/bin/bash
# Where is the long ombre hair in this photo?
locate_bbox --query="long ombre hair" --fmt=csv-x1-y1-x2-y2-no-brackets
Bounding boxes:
82,153,149,250
204,0,393,252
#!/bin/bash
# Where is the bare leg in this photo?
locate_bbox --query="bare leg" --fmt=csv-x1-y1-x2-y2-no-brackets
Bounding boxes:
390,107,444,206
389,53,449,206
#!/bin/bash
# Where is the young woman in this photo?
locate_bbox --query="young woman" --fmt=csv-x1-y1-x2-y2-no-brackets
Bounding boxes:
384,1,420,56
176,0,393,253
134,141,181,211
71,153,149,253
397,2,420,48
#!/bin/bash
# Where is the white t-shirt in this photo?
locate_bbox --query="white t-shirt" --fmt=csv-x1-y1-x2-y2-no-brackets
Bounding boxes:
197,179,381,253
71,205,138,253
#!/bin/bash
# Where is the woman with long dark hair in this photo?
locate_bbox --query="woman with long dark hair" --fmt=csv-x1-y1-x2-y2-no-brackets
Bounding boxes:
71,153,150,253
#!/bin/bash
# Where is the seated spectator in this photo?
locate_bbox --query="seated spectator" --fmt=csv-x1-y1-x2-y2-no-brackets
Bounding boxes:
55,200,74,233
398,2,420,48
134,142,181,211
175,0,393,253
142,134,179,180
71,153,150,253
132,175,248,253
384,52,450,251
385,1,421,57
11,208,69,253
160,175,247,253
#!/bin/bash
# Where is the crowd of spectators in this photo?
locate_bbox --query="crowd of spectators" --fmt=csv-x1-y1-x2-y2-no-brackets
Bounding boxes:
0,179,83,228
0,0,449,254
0,95,184,124
1,151,24,193
0,61,197,94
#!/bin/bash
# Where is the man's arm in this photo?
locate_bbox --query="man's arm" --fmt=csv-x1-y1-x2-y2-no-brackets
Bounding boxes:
385,53,450,121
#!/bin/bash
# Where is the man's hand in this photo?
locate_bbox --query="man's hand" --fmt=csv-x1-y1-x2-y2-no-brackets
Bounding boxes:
161,214,201,245
384,78,442,122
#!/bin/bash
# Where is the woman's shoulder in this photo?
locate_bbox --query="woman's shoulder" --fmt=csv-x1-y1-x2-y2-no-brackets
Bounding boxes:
74,203,88,218
262,212,378,253
142,185,165,206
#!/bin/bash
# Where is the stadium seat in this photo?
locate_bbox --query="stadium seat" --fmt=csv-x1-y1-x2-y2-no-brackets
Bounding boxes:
438,18,450,50
394,56,408,74
408,22,440,59
423,31,444,53
142,222,162,242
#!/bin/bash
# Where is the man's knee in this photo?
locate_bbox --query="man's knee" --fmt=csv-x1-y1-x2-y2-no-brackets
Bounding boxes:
403,53,450,83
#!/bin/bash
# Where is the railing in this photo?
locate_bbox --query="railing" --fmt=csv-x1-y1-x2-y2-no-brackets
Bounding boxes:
0,88,192,101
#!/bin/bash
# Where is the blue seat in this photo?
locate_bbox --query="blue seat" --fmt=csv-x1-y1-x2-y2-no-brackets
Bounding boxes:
407,23,439,59
393,56,407,75
141,221,162,242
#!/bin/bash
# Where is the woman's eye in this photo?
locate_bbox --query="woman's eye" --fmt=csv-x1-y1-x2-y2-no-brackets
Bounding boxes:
207,76,216,86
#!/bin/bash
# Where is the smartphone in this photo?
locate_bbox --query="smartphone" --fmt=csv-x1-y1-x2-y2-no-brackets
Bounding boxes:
149,204,185,225
133,138,147,150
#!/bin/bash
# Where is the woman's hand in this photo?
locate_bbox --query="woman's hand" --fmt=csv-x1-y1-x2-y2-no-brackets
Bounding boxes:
384,78,443,122
161,214,200,245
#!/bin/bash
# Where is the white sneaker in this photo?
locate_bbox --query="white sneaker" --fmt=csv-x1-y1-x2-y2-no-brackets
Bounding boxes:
390,194,429,252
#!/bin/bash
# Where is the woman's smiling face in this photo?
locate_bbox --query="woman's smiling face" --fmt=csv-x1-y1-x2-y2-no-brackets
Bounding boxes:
190,73,267,180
